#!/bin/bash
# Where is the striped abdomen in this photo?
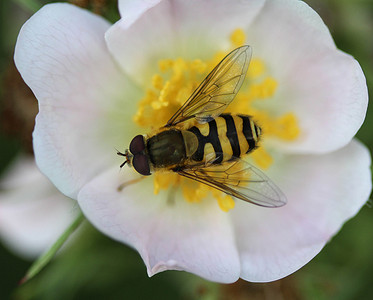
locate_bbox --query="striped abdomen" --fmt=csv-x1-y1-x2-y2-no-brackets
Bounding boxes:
187,114,261,164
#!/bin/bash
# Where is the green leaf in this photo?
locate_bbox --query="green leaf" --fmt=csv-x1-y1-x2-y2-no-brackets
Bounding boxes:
12,0,43,13
19,211,85,284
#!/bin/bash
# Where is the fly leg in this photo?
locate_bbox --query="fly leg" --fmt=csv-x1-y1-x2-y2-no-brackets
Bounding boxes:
117,177,144,192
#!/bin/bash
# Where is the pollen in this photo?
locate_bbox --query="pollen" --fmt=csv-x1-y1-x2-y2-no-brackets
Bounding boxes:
153,172,180,195
133,28,300,212
248,59,265,78
152,74,164,90
230,28,246,47
182,183,207,203
254,112,300,142
251,147,273,170
253,77,278,99
216,194,236,212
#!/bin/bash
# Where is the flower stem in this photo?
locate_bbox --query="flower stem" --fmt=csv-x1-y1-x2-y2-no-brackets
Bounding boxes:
12,0,42,13
19,211,85,285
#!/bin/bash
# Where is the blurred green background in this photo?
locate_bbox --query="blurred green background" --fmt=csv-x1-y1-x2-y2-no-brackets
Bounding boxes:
0,0,372,299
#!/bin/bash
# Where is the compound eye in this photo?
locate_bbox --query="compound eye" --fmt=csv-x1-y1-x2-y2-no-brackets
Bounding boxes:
132,154,151,176
129,135,145,154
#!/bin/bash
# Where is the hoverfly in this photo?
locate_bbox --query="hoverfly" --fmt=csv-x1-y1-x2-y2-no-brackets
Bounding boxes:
118,45,287,208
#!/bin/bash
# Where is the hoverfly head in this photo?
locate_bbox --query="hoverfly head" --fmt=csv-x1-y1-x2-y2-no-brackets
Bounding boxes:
119,135,151,176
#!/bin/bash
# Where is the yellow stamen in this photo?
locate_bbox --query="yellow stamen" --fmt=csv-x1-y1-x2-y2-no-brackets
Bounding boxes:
230,28,246,47
182,183,207,203
251,147,273,170
133,28,300,212
153,172,179,195
246,77,278,100
247,59,265,79
190,59,207,73
254,112,300,141
152,74,164,90
159,59,173,72
216,194,236,212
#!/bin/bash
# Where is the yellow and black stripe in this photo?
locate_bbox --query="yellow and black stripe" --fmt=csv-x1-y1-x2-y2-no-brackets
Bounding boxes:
187,114,261,164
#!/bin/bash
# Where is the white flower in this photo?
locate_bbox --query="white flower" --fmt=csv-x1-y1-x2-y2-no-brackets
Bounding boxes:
14,0,371,283
0,156,76,259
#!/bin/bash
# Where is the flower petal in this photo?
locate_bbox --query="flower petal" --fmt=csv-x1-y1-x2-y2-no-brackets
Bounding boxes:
233,139,371,282
281,51,367,154
14,3,141,198
78,167,240,283
245,0,368,153
108,0,265,85
118,0,162,21
0,157,76,259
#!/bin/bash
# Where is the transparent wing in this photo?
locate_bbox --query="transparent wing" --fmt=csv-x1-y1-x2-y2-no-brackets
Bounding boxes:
166,45,252,127
176,156,287,208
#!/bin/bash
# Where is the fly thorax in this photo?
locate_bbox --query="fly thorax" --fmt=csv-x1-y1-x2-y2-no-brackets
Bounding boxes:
147,129,187,168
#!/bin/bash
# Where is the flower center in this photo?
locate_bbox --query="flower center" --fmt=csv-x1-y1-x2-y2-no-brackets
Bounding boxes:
133,29,299,212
